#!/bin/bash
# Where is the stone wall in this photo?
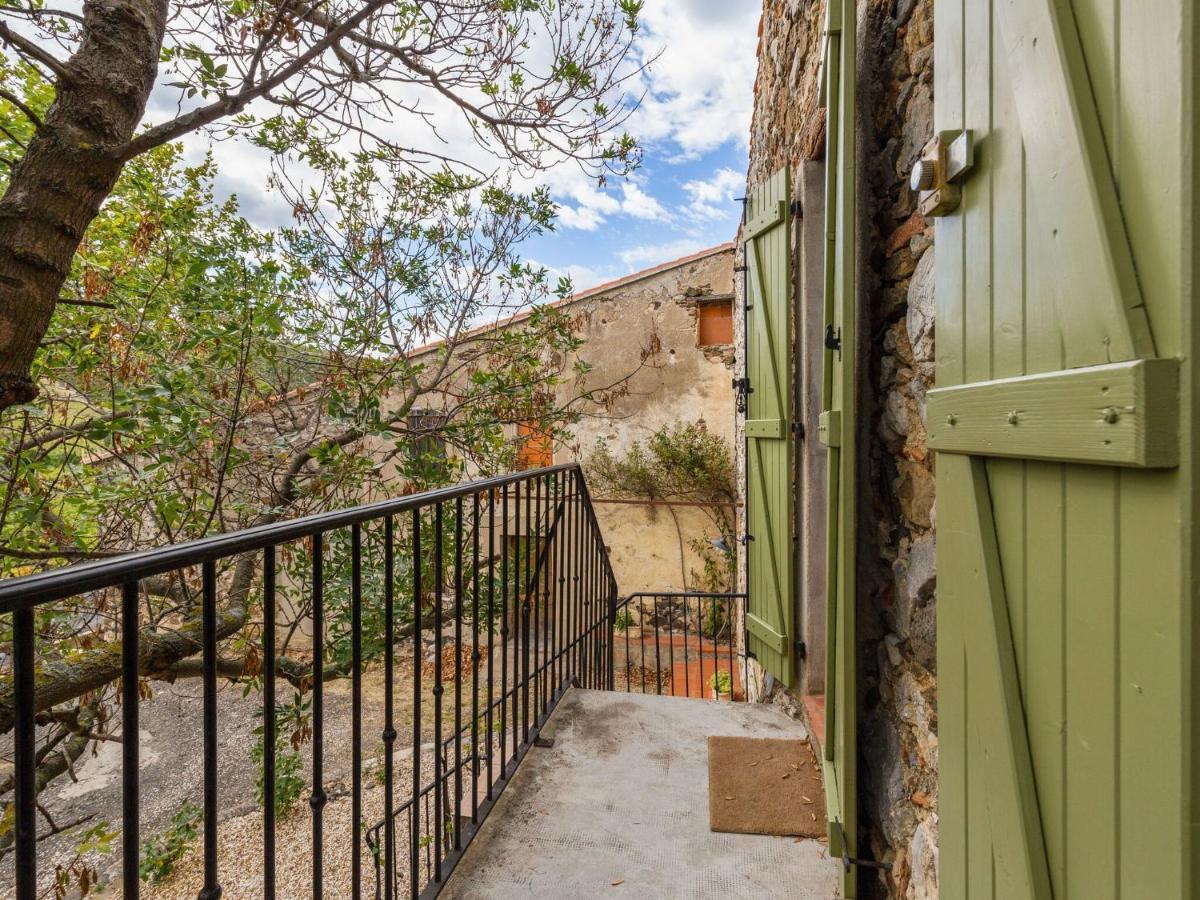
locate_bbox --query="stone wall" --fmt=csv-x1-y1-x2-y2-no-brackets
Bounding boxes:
403,245,739,598
742,0,937,897
856,1,936,896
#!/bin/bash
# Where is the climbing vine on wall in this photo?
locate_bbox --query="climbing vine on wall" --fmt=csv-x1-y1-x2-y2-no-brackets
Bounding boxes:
586,421,736,591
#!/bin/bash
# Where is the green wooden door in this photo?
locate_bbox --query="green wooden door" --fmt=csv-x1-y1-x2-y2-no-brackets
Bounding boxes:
932,0,1192,897
743,167,794,687
817,0,858,894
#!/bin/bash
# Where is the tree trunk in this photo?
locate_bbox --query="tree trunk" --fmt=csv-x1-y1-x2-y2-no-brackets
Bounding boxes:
0,0,167,411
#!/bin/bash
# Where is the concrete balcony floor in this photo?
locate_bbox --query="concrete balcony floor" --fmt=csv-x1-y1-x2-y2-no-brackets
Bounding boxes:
442,689,841,899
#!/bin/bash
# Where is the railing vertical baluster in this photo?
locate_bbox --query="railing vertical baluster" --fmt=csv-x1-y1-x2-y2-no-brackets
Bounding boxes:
686,600,696,705
486,489,496,801
470,493,481,823
513,480,522,753
201,559,221,899
383,517,396,900
530,480,540,724
121,580,140,898
727,597,736,698
522,477,533,742
432,503,444,883
311,533,325,900
12,606,35,900
544,473,557,712
453,495,463,852
499,485,509,777
666,591,676,698
574,473,584,683
351,523,363,900
555,473,566,691
263,549,277,900
653,595,663,696
638,594,647,694
410,509,422,900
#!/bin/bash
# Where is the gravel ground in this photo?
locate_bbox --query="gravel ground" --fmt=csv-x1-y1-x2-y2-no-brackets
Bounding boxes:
7,636,521,899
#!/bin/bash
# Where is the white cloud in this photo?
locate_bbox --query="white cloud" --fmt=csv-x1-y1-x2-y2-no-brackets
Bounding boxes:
682,166,745,222
618,237,714,271
628,1,759,160
620,182,670,221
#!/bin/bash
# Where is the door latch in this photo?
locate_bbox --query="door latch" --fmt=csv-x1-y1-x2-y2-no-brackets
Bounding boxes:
732,376,752,414
911,129,975,217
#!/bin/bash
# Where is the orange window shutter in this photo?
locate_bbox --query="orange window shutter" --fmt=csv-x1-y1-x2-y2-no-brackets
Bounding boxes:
516,421,553,470
698,301,734,346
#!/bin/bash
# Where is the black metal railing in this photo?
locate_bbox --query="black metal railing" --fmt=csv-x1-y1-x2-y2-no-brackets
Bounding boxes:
610,592,748,702
0,463,617,900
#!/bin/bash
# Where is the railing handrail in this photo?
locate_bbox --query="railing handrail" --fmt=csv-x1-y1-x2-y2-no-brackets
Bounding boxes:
620,591,746,600
0,462,582,612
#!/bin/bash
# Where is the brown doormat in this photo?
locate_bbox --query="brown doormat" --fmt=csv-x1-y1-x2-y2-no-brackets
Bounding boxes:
707,735,827,838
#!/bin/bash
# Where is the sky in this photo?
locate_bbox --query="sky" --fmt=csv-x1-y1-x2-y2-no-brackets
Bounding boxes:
523,0,761,291
164,1,761,296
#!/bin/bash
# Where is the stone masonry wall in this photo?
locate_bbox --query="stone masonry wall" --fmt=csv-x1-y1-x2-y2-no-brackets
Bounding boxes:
744,1,937,897
856,1,937,897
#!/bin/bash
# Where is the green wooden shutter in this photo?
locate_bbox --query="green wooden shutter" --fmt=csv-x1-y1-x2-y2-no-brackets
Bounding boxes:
743,167,794,687
932,0,1190,897
817,0,858,894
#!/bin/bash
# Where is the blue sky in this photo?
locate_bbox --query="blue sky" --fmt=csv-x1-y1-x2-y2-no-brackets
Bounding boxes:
524,1,761,292
169,2,761,296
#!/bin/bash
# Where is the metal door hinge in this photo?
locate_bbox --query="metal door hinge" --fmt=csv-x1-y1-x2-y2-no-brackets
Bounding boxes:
832,821,892,873
790,421,805,439
795,640,807,660
732,377,752,414
789,198,803,218
738,532,755,545
824,324,842,352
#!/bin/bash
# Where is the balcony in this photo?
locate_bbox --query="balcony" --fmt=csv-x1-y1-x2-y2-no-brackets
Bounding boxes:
441,689,838,899
0,466,835,899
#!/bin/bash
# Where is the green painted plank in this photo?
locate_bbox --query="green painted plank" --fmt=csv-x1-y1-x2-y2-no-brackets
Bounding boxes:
993,0,1154,365
744,419,784,439
933,0,967,892
1023,462,1066,896
746,612,786,655
816,410,840,447
743,167,793,689
1118,471,1185,899
1064,465,1118,899
952,455,1054,900
743,199,787,241
927,359,1180,468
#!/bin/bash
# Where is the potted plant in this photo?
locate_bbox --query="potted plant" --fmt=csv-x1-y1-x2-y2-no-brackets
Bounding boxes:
709,670,733,701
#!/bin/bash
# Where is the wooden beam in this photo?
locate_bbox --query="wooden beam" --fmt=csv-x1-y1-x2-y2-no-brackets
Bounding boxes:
927,358,1179,467
745,418,784,439
743,200,787,241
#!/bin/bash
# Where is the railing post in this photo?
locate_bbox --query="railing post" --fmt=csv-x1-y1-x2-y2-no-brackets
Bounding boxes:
606,591,617,691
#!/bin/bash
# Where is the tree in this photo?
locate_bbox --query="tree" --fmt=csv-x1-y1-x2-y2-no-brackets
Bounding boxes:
0,9,647,862
587,421,737,591
0,0,645,412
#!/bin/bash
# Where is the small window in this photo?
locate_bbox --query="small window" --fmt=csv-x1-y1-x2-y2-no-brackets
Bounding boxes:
698,299,734,346
516,421,553,470
407,409,447,462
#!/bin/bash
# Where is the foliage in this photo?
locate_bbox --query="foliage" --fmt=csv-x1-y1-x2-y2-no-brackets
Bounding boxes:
587,421,737,591
613,608,635,632
708,670,733,695
139,801,202,884
0,35,643,840
249,693,311,815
